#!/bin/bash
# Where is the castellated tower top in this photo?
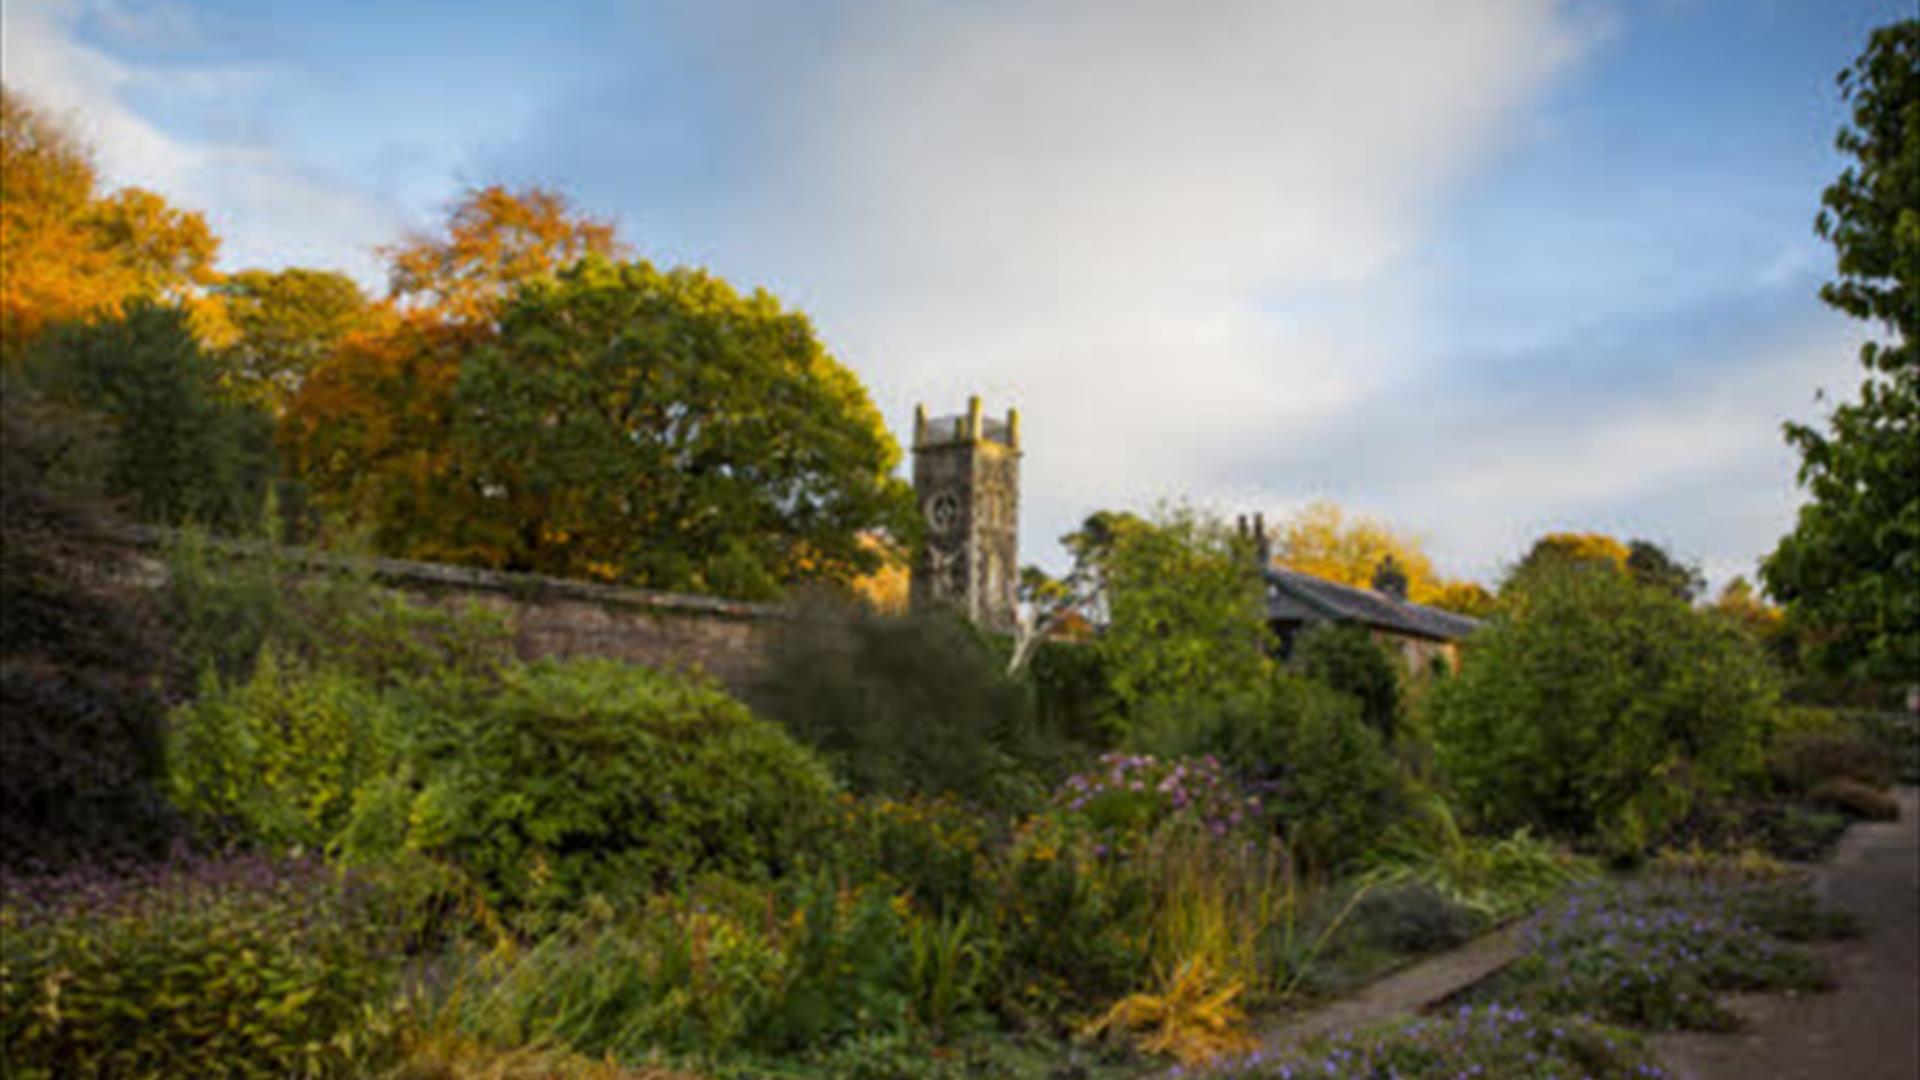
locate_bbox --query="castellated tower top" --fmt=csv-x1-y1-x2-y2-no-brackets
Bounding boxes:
909,396,1021,633
913,396,1021,451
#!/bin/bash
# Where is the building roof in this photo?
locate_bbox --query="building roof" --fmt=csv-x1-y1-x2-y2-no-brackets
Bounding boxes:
1262,565,1481,642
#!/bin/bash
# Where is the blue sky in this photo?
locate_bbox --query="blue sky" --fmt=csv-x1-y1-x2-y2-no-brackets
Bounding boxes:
5,0,1908,588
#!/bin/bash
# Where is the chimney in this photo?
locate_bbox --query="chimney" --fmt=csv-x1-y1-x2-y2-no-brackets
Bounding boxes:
1371,555,1409,600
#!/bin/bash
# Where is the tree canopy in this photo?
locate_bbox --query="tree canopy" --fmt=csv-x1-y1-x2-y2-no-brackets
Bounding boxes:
214,267,381,413
381,184,624,323
0,87,222,363
447,257,913,594
1271,501,1448,604
1763,18,1920,685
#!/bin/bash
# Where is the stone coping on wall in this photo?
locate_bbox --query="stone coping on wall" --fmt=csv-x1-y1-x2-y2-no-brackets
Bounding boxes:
100,525,791,622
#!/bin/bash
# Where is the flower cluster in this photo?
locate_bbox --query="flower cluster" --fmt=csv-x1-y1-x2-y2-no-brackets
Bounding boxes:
1056,753,1262,852
1492,874,1836,1031
1201,1004,1670,1078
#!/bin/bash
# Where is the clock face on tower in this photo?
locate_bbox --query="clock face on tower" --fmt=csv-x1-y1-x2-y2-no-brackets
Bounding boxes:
926,490,961,533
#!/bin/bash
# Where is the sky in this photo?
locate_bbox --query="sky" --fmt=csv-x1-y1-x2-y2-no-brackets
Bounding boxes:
4,0,1908,589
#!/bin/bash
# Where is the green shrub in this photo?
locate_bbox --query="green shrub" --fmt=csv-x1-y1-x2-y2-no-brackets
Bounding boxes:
1341,881,1484,956
1292,622,1402,738
1433,562,1777,856
751,594,1034,807
1133,673,1400,872
1023,639,1118,752
1247,676,1400,873
0,856,399,1078
1768,706,1897,792
390,658,838,911
169,650,406,850
818,795,996,920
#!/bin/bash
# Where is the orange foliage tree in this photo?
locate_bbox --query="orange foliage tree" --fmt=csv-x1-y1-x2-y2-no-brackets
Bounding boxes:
1,87,221,362
381,184,624,322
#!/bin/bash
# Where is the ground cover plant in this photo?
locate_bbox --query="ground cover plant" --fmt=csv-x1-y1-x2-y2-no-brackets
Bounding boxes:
1476,859,1853,1032
1202,1005,1670,1079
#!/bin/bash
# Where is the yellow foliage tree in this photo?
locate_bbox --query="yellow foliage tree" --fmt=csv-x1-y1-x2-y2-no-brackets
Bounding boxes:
1,87,222,362
1270,501,1451,604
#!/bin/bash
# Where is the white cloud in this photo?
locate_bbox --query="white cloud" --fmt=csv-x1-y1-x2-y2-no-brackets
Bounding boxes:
1355,316,1869,589
0,0,403,285
666,0,1597,568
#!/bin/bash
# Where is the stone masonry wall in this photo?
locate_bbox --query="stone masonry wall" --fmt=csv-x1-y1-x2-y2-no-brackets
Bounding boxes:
112,529,787,694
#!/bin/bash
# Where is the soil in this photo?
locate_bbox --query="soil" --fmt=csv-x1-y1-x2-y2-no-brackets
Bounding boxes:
1653,786,1920,1080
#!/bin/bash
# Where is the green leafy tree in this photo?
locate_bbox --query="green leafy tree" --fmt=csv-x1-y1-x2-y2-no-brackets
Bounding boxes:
214,267,379,413
1764,19,1920,684
1098,506,1271,742
24,302,273,532
444,257,912,596
1433,563,1777,857
1625,539,1705,602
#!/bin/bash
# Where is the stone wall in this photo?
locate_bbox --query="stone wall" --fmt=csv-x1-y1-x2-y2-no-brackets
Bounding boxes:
113,529,788,693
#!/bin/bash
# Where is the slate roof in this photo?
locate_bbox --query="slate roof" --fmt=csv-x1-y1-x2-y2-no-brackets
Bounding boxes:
1262,565,1481,642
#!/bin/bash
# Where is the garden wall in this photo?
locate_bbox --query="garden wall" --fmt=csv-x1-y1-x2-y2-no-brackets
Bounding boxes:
109,528,787,692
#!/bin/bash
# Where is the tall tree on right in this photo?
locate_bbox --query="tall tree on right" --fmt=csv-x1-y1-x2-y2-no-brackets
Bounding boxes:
1763,20,1920,685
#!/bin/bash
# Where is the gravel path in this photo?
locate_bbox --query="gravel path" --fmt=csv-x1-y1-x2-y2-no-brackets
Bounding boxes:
1654,786,1920,1080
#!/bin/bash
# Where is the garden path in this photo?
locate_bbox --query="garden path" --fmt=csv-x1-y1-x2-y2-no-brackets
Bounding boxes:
1245,918,1525,1054
1654,785,1920,1080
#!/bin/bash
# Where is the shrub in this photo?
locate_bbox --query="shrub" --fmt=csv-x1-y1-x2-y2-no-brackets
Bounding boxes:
1433,562,1777,856
1768,706,1896,792
1341,881,1484,956
0,385,175,869
1292,622,1401,738
1208,1006,1669,1079
751,594,1033,806
1138,673,1400,873
818,795,996,920
1023,639,1118,752
0,855,400,1078
390,659,838,911
169,650,406,850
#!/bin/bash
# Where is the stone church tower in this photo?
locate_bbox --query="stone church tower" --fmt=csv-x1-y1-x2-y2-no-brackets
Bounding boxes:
910,397,1021,633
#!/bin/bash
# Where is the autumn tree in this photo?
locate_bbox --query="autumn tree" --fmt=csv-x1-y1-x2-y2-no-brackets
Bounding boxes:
214,268,380,413
1508,531,1631,581
1,87,221,362
1270,502,1441,601
286,186,626,560
1763,19,1920,684
382,184,624,322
